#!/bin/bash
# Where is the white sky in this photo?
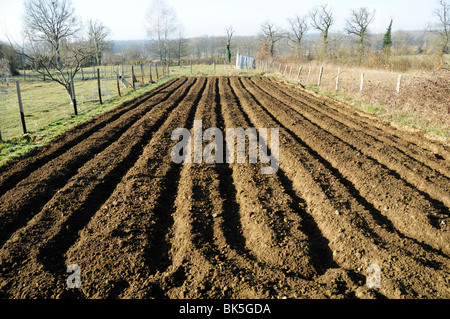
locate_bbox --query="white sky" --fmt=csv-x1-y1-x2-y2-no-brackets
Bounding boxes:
0,0,441,42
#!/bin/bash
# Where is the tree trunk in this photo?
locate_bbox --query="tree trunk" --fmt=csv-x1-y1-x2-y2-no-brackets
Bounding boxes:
321,33,329,60
66,80,77,115
56,41,62,70
359,37,365,63
226,44,231,64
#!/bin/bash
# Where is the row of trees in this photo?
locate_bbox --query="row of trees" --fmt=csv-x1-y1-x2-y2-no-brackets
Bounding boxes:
143,0,237,65
258,1,450,63
109,35,259,65
2,0,449,110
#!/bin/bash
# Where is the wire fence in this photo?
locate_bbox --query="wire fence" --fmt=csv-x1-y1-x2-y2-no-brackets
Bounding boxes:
255,60,407,96
0,62,171,141
255,60,450,135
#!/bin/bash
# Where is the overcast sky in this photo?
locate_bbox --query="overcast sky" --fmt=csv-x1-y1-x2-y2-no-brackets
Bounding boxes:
0,0,442,42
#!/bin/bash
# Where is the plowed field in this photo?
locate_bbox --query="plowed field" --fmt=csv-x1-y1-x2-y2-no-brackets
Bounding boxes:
0,76,449,299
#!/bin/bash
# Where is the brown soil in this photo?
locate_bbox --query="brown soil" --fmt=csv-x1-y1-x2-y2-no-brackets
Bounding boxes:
0,76,448,299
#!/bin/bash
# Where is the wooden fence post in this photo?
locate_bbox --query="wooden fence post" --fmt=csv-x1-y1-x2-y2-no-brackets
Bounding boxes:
360,72,364,92
97,68,103,105
149,63,153,83
131,65,136,90
289,65,293,78
156,63,159,79
296,66,303,82
70,78,78,115
283,65,288,76
318,66,324,87
336,67,341,91
278,63,282,74
141,64,145,84
116,74,121,97
16,81,27,134
396,74,403,94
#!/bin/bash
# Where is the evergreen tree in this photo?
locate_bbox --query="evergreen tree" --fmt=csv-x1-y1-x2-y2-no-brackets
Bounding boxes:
383,19,393,54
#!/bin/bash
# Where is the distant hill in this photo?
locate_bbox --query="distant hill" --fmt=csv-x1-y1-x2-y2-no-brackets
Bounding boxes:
112,40,153,53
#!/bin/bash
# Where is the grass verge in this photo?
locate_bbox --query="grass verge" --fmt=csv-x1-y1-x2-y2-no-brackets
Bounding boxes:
306,84,449,139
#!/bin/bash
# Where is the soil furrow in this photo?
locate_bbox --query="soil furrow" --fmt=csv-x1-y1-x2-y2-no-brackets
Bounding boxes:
61,77,206,299
266,78,450,177
0,76,448,299
167,78,287,299
220,77,320,279
0,79,186,248
0,78,198,298
177,77,311,299
0,78,182,195
163,78,265,298
252,77,450,206
239,77,449,256
266,77,450,163
229,76,450,299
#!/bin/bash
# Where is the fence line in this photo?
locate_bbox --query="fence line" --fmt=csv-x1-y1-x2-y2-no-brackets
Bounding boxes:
255,60,404,96
0,62,171,140
0,62,231,140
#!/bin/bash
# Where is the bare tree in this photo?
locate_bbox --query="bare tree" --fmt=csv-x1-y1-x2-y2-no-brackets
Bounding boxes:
309,4,334,59
287,15,310,59
12,0,94,114
145,0,179,64
225,26,234,64
175,29,189,66
259,21,285,57
346,7,376,62
429,0,450,59
88,19,113,66
22,0,81,70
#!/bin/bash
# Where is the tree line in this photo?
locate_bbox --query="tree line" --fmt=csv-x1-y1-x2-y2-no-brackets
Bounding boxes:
257,1,449,63
1,0,449,109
